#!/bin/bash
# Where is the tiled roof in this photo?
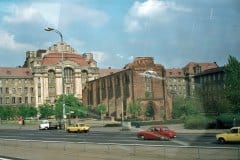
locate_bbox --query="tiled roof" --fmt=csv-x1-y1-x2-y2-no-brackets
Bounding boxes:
196,66,225,76
99,68,122,77
0,67,32,78
166,68,184,77
42,53,88,66
183,62,218,74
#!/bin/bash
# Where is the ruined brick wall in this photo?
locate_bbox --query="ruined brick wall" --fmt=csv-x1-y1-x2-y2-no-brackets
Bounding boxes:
83,57,173,120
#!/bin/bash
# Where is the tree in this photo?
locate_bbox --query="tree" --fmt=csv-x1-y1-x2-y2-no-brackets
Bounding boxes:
172,96,203,119
95,104,107,119
127,100,142,118
55,94,88,119
17,105,37,118
39,104,54,119
224,55,240,112
145,105,154,118
0,106,16,120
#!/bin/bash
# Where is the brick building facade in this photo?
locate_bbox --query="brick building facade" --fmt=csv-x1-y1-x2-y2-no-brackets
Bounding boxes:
83,57,172,120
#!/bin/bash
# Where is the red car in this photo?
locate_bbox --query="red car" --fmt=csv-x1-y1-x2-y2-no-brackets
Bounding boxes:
137,125,176,140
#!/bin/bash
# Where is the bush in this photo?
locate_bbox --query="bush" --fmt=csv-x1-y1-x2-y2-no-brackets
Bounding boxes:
184,115,215,129
216,113,240,129
104,123,121,127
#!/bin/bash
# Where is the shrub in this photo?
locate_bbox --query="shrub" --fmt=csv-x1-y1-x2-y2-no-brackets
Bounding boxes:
104,123,121,127
216,113,240,129
184,115,215,129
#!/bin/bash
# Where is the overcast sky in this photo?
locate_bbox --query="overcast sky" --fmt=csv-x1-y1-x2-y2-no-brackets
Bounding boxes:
0,0,239,69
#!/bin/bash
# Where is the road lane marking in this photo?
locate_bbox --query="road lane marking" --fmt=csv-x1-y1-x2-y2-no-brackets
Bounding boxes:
172,140,189,146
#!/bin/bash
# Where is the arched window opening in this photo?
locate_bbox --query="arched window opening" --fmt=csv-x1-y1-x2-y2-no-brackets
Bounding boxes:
64,67,74,83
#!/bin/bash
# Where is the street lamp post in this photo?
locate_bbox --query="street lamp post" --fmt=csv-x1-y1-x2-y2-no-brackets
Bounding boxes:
44,27,66,129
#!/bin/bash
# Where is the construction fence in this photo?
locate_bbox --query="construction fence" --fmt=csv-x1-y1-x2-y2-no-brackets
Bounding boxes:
0,139,239,160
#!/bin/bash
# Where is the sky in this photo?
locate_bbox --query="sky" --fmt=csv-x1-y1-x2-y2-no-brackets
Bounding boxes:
0,0,239,69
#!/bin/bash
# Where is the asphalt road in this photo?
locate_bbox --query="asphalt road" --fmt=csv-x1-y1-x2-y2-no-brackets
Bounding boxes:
0,128,239,147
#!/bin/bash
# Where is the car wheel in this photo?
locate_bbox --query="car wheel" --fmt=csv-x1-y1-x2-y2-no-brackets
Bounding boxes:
67,129,71,133
218,138,225,144
78,130,81,133
84,130,89,133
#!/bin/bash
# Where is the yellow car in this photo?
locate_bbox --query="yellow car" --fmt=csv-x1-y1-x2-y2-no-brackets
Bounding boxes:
216,127,240,144
66,123,90,133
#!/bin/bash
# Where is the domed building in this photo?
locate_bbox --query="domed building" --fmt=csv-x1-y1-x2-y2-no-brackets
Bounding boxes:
0,42,99,107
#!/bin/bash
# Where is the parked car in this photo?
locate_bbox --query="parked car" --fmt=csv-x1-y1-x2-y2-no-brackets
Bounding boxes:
137,125,176,140
66,123,90,133
216,126,240,144
39,119,60,130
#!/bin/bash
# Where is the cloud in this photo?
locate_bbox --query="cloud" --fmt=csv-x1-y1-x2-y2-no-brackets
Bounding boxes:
61,3,109,28
3,2,61,27
91,51,109,64
3,6,38,23
125,0,191,32
67,38,86,51
116,53,124,59
0,30,35,51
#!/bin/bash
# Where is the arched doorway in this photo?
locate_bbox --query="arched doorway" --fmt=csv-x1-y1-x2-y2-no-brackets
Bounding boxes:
145,101,155,120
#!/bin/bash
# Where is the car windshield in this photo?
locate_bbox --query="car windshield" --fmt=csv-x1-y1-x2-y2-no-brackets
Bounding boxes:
231,129,238,133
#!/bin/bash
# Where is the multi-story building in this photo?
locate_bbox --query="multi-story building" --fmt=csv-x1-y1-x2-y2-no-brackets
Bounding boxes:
194,66,225,113
0,68,34,106
165,68,186,97
183,62,218,96
166,62,219,97
0,42,99,107
82,57,172,120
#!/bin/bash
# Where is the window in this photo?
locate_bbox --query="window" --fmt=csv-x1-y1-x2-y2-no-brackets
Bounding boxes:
145,76,152,98
5,87,9,94
12,97,16,104
12,88,16,94
48,70,56,96
24,87,28,93
48,70,56,85
101,79,106,99
231,129,238,133
6,97,9,104
18,88,22,93
108,77,113,98
30,87,34,93
115,75,121,98
18,97,22,103
64,67,74,83
123,73,130,98
31,97,34,103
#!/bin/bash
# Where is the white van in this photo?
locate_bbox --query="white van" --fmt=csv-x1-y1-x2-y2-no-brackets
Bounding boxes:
39,120,60,130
